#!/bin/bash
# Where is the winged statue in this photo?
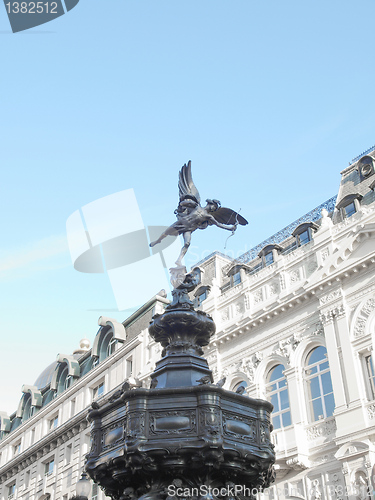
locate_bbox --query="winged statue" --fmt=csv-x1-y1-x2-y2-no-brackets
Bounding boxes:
150,161,248,266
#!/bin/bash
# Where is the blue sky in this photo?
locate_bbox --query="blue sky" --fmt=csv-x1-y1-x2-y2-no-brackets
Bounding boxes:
1,0,375,414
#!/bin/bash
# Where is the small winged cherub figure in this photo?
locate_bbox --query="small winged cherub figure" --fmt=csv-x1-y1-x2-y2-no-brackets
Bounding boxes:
150,161,248,266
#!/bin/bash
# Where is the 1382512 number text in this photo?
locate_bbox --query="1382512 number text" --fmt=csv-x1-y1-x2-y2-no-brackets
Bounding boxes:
5,2,58,14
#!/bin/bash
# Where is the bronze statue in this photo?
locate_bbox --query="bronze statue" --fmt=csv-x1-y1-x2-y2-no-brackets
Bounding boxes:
150,161,248,266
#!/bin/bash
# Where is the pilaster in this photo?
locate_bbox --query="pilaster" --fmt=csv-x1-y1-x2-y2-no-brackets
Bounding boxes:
320,309,347,410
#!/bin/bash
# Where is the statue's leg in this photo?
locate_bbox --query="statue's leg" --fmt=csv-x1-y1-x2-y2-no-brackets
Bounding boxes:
150,227,175,247
175,232,191,266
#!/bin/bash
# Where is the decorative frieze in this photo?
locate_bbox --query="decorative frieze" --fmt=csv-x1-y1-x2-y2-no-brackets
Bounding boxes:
320,310,334,325
218,282,243,302
319,289,342,306
306,418,337,441
222,361,242,377
241,353,263,382
353,297,375,338
306,258,318,276
244,293,250,309
268,282,279,297
234,300,245,315
220,307,230,322
285,247,305,263
321,247,330,262
272,334,301,362
253,288,263,304
320,305,346,325
289,269,301,284
367,403,375,419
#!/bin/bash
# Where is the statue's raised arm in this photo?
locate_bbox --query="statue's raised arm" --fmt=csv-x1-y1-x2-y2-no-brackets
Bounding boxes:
150,161,248,268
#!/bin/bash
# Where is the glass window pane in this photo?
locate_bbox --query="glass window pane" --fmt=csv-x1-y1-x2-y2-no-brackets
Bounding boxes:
233,272,241,285
279,388,290,410
279,379,286,388
264,252,273,266
320,361,329,371
268,364,284,382
324,393,335,417
345,202,356,217
268,382,277,392
321,372,333,395
270,394,280,412
308,346,327,365
281,411,292,427
312,398,324,421
368,356,375,377
299,230,310,246
272,415,281,430
309,377,321,399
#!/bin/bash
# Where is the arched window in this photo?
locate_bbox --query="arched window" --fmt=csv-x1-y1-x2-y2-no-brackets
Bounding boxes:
266,364,291,429
107,337,117,357
305,346,335,421
233,380,247,393
22,396,36,422
364,353,375,400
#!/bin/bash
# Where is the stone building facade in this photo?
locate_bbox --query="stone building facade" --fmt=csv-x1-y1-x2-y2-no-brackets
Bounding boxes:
1,149,375,499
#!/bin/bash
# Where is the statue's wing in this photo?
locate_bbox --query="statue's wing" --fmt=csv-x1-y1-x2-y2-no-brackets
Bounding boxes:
178,161,201,204
212,207,248,226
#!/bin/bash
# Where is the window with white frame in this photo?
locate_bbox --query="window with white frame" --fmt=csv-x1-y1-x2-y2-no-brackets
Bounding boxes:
233,380,247,393
49,415,58,430
344,201,356,218
8,482,16,499
336,193,363,220
107,337,117,356
93,382,105,399
197,290,207,306
126,357,133,377
64,373,74,391
264,251,274,266
266,364,291,429
44,458,54,476
364,354,375,400
305,346,335,421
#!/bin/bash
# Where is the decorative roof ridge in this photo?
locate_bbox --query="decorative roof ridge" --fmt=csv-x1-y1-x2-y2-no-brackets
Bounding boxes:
236,196,337,264
350,144,375,165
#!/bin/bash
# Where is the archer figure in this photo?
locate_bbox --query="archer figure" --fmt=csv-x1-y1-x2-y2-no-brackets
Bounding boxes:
150,161,248,266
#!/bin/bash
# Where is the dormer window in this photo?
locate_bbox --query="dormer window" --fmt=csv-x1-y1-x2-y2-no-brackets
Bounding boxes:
292,222,318,247
225,265,246,290
107,338,117,356
336,193,363,219
197,290,207,306
264,252,273,266
298,230,310,245
258,244,282,267
194,285,210,306
232,271,241,285
344,202,356,218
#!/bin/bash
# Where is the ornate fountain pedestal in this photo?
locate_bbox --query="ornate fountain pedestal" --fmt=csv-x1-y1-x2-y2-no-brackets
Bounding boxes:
86,270,275,500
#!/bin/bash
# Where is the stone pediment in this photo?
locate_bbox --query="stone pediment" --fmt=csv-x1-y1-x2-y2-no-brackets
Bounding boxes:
335,441,369,460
